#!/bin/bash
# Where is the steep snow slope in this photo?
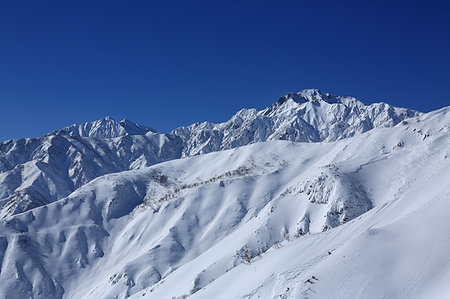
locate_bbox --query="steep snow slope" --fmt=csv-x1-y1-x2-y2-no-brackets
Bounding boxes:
0,106,448,298
0,90,419,218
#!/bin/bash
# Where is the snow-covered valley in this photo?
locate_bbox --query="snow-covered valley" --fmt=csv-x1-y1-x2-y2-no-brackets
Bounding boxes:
0,90,449,298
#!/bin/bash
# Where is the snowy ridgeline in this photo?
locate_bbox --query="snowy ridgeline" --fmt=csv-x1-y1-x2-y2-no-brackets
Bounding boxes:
0,89,419,218
0,102,448,298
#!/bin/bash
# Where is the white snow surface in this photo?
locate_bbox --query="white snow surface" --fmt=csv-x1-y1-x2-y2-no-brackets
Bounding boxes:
0,97,448,298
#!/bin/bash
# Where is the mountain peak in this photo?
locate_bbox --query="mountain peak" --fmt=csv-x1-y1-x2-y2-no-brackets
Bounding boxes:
268,89,347,115
100,115,114,121
275,89,356,106
50,116,155,138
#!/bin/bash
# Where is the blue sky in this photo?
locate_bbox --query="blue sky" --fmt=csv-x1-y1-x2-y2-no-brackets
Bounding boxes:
1,0,449,141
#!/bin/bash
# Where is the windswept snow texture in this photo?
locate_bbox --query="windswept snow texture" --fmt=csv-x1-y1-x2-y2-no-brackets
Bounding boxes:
0,102,449,298
0,90,419,218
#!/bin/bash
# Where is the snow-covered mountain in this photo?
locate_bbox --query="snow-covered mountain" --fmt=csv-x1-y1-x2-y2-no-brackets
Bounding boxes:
0,90,419,218
0,132,181,217
1,89,448,298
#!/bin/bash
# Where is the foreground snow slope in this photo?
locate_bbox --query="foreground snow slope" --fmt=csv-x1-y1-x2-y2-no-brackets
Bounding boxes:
0,106,448,298
136,108,450,299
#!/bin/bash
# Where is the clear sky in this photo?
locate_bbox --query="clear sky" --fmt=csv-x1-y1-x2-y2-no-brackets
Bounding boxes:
1,0,449,141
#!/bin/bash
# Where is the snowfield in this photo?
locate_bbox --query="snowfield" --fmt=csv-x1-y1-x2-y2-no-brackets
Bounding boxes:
0,90,449,298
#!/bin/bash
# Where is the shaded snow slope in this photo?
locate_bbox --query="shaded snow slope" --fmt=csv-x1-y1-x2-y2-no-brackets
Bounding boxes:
0,106,448,298
0,90,420,218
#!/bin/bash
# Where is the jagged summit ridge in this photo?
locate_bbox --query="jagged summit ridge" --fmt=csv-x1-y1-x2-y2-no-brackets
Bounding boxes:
50,116,156,138
43,89,418,144
173,89,420,156
275,89,346,105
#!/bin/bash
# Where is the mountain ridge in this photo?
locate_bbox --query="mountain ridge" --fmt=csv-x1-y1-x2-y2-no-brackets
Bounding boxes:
18,89,417,142
48,116,156,139
172,89,420,156
0,89,422,218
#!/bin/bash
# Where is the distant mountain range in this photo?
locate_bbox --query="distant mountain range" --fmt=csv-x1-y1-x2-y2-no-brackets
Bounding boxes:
0,89,419,217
